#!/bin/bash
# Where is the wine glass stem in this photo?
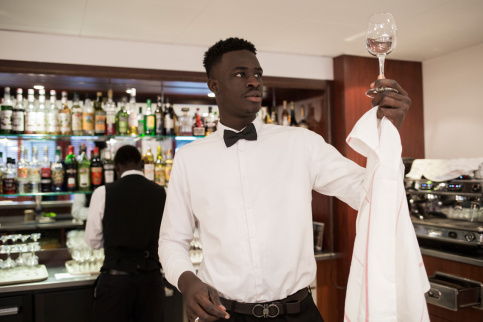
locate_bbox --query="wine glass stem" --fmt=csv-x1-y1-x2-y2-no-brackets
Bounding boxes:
378,54,386,79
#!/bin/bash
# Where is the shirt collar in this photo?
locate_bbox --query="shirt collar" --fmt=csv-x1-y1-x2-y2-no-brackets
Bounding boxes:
121,169,145,178
215,117,263,139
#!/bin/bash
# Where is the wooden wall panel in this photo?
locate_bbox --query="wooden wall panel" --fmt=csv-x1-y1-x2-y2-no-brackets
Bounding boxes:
331,55,425,321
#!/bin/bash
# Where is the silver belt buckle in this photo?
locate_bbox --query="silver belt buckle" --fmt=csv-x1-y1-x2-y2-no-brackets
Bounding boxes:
252,303,280,318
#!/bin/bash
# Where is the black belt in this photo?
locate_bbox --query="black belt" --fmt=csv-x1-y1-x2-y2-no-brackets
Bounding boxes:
220,288,309,318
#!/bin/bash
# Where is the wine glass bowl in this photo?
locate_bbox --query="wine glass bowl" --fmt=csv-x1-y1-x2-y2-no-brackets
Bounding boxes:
365,12,398,97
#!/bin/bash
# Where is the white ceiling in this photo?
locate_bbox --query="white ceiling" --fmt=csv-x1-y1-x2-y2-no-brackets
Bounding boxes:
0,0,482,62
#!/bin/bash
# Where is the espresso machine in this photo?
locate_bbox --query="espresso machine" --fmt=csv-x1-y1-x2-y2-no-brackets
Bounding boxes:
405,175,483,250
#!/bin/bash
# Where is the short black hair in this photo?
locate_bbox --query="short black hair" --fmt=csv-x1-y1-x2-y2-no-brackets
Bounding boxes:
114,145,141,165
203,37,257,78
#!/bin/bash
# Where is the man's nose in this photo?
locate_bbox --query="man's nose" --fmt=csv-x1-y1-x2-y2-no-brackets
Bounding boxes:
246,75,261,88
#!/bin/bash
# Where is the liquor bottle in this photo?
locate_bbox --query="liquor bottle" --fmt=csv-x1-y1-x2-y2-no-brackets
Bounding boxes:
94,92,106,136
105,89,116,135
192,108,205,136
2,158,17,194
64,145,77,191
155,95,164,136
137,107,145,136
12,88,25,134
128,88,138,136
102,149,115,184
298,105,308,129
71,92,83,135
36,89,47,134
164,149,173,185
0,152,4,194
281,100,289,126
1,87,14,134
77,147,91,192
270,110,279,125
306,104,316,131
143,147,155,181
179,107,192,136
82,96,94,135
163,99,175,136
154,145,165,186
25,89,37,134
59,91,71,135
41,146,53,192
17,146,29,194
289,101,298,127
205,106,216,135
144,99,156,136
28,146,41,193
116,97,129,135
51,146,64,192
47,90,60,134
90,147,103,190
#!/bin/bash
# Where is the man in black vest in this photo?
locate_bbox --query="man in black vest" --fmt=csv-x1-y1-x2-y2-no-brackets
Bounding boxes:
85,145,167,322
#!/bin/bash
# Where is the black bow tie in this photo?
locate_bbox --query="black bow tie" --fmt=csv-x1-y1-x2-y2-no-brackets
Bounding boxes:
223,123,257,147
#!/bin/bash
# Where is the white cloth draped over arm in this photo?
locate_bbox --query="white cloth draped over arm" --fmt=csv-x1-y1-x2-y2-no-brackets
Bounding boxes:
344,107,430,322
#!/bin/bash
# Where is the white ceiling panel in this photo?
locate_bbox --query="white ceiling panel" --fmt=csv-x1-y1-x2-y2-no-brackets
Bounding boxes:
0,0,481,62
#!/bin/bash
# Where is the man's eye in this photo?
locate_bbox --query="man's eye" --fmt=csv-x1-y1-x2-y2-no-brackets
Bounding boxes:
235,72,245,77
255,73,262,78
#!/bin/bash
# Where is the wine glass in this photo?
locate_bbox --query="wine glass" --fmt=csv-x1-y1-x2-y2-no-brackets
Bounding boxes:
365,12,398,98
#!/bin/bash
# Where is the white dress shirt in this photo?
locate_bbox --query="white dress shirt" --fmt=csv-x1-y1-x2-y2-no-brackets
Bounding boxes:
344,107,429,321
85,170,145,249
159,118,365,303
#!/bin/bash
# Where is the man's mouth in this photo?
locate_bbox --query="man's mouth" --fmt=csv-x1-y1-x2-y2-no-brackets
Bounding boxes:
245,91,262,102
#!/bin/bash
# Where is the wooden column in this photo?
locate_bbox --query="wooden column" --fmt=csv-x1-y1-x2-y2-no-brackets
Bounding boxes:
330,55,425,321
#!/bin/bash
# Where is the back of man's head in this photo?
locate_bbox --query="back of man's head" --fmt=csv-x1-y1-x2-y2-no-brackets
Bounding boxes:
203,37,257,78
114,145,141,166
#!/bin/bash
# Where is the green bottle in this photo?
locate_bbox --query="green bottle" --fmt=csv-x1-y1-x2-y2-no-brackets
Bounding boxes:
144,99,156,136
77,149,91,192
116,97,129,135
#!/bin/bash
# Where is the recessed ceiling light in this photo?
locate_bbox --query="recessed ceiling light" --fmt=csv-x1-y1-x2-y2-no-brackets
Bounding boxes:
33,85,44,90
207,92,215,97
126,89,131,94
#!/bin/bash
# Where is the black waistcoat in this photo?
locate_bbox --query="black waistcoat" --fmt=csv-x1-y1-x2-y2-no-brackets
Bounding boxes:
102,174,166,273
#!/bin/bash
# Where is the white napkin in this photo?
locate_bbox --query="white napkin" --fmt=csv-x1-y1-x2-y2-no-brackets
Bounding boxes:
406,157,483,181
344,107,430,322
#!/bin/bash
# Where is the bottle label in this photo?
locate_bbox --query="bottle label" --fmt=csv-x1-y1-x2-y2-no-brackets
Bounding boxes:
25,111,37,132
128,113,137,127
51,168,64,186
83,112,94,131
146,115,155,131
1,109,13,130
79,169,89,187
118,117,128,134
165,165,172,182
59,113,70,133
164,115,174,133
28,167,41,181
95,114,106,133
144,164,155,181
12,111,25,131
2,178,16,193
18,168,28,179
106,113,116,135
47,113,60,132
67,177,76,187
41,167,51,179
91,167,103,186
155,167,165,186
155,113,163,134
72,112,83,131
104,170,114,184
37,113,46,132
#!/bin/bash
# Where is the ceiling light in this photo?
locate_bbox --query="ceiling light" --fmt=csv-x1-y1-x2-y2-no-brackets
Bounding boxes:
207,92,215,97
126,89,131,94
33,85,44,90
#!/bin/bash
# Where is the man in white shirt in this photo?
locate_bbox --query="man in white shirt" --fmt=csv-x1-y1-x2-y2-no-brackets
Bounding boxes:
159,37,411,322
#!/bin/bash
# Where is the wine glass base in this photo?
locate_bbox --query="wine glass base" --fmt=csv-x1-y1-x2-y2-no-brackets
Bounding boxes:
365,86,399,98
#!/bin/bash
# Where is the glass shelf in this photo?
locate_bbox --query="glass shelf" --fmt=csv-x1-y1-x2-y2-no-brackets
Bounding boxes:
0,134,191,141
0,191,92,198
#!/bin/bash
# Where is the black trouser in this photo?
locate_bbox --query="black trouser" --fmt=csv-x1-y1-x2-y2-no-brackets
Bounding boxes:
225,293,324,322
93,270,165,322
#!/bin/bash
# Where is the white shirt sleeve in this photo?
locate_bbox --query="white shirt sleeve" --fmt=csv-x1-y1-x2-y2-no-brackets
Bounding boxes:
158,152,197,290
84,186,106,249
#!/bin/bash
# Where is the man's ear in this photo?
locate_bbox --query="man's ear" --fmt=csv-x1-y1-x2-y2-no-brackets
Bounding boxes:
208,79,218,93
